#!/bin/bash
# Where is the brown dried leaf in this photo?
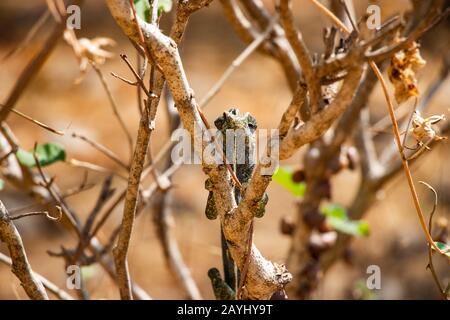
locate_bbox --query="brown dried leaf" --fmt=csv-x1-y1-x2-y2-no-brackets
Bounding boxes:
388,41,426,104
63,30,116,83
410,111,446,145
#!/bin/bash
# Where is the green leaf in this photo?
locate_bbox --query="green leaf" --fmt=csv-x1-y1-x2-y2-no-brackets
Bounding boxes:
434,242,450,258
16,143,66,168
0,179,4,190
134,0,151,22
272,166,306,197
81,265,98,280
321,204,370,237
158,0,173,15
134,0,173,21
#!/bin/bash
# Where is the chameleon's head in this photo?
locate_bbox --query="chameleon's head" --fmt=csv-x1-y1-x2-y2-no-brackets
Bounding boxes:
214,108,257,133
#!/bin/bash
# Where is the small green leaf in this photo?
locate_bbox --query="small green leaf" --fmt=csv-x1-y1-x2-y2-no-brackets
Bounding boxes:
353,279,377,300
434,242,450,258
0,179,4,190
81,265,98,280
272,166,306,197
321,204,347,219
158,0,173,15
16,143,66,168
134,0,173,21
321,204,369,237
134,0,151,22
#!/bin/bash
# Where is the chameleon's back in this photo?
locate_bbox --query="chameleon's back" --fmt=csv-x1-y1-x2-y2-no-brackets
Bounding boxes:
214,108,258,202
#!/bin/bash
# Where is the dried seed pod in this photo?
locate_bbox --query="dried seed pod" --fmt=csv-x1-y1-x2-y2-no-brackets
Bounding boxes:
388,41,426,104
308,232,337,259
303,209,326,229
292,169,306,183
304,147,321,169
317,220,333,233
280,215,296,235
343,247,353,266
434,217,448,244
346,146,360,171
328,148,349,174
316,179,332,200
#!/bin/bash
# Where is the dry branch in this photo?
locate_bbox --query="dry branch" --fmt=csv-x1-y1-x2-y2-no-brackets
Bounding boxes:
0,201,49,300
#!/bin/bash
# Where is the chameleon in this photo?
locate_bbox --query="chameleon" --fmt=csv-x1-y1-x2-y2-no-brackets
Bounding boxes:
205,108,269,296
204,108,268,220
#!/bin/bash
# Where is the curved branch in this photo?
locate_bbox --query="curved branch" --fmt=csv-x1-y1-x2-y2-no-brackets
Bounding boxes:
0,201,49,300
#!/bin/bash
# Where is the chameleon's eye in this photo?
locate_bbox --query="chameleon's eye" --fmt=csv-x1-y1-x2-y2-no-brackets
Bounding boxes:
229,108,239,115
247,114,257,131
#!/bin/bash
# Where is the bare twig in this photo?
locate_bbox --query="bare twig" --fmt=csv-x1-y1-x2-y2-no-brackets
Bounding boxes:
420,181,447,299
307,0,445,255
0,201,49,300
71,133,129,170
279,0,320,114
198,19,277,107
8,107,64,135
92,64,134,159
9,210,61,222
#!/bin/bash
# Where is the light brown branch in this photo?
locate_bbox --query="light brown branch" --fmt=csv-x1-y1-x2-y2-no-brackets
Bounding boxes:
0,201,49,300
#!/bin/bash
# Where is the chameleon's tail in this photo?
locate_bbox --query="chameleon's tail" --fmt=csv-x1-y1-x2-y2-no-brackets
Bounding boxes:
221,227,239,291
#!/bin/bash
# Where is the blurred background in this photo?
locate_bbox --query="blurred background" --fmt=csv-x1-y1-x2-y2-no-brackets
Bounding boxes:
0,0,449,299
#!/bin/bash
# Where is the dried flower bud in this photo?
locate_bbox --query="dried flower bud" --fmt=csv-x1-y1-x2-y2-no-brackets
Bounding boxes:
388,41,426,104
292,169,306,183
280,216,296,235
316,179,332,200
303,209,326,229
346,146,360,171
411,111,446,146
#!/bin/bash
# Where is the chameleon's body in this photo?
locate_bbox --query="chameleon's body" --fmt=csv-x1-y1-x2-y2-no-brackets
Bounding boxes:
205,108,268,220
205,108,268,298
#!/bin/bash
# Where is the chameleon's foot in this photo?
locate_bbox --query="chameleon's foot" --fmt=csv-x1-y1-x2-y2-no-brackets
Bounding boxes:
207,268,236,300
255,193,269,218
205,179,218,220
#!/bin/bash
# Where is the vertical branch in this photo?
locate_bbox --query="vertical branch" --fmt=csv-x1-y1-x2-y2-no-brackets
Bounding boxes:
113,94,153,299
92,64,134,159
279,0,320,114
0,201,49,300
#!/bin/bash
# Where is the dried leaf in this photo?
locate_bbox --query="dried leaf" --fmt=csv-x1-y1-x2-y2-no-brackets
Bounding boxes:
410,111,446,146
388,41,426,104
64,29,116,83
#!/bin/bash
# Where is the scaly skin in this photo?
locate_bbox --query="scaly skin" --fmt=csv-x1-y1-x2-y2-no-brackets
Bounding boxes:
205,108,269,298
204,108,268,220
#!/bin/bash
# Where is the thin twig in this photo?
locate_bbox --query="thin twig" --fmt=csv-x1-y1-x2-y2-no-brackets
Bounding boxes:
9,210,61,222
92,64,134,159
420,181,446,299
6,106,64,135
67,158,128,181
198,19,276,107
0,201,49,299
72,132,129,170
308,0,445,255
